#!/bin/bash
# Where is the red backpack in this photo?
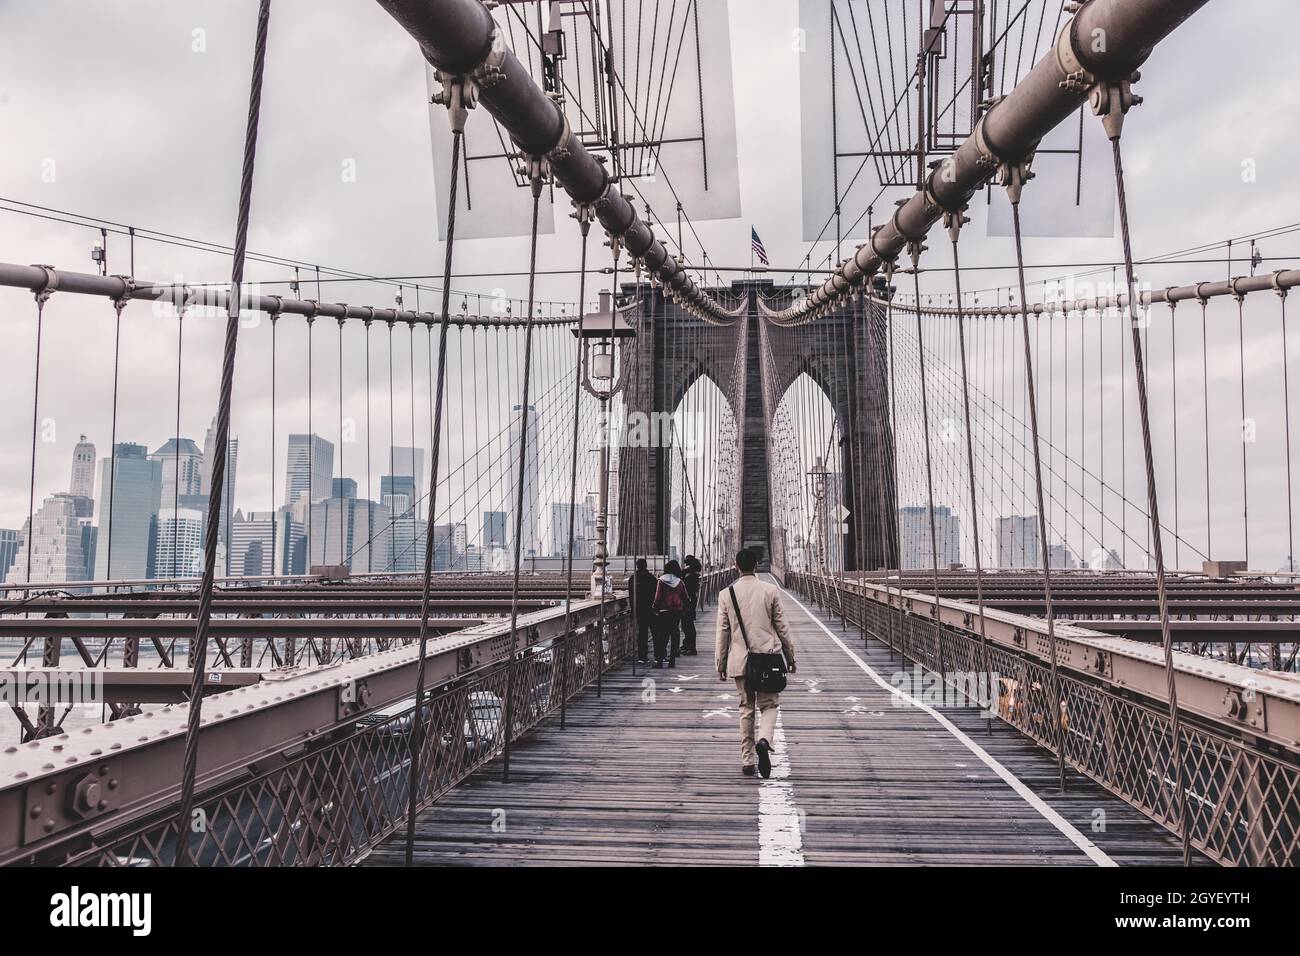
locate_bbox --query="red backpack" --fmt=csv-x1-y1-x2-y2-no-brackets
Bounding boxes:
655,578,686,613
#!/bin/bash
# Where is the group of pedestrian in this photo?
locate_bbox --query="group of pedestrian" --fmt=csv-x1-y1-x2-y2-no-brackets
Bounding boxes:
626,554,702,668
625,547,797,780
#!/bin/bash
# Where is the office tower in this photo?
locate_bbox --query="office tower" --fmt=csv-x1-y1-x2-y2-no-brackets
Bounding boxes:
332,477,357,500
153,507,206,578
70,434,96,501
508,404,539,557
4,494,96,585
0,529,18,583
309,497,391,573
483,510,507,549
285,434,334,510
229,509,304,577
93,443,162,580
898,504,961,570
380,475,420,572
549,500,593,558
150,437,204,511
997,515,1041,569
432,522,467,571
389,446,425,515
1047,543,1077,570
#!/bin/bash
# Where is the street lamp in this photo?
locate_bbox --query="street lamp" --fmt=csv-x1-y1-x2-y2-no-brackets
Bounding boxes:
572,290,635,596
807,455,830,572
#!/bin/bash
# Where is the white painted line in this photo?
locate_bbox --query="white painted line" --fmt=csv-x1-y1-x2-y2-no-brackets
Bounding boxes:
758,711,805,867
780,584,1116,868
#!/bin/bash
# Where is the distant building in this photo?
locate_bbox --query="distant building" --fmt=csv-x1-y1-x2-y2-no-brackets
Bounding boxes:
509,404,540,557
432,522,468,571
1047,543,1077,570
332,477,357,500
549,500,594,558
997,515,1040,569
898,504,961,570
309,497,390,573
150,437,204,511
70,434,96,502
0,529,18,583
153,507,206,578
230,509,304,577
200,418,239,572
285,434,334,510
389,446,425,516
4,494,96,585
483,510,507,550
94,443,161,580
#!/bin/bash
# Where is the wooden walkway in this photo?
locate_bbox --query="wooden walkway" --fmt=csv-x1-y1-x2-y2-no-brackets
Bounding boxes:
365,577,1203,866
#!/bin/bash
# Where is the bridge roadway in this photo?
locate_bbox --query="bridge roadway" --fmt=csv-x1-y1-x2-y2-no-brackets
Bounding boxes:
366,578,1204,866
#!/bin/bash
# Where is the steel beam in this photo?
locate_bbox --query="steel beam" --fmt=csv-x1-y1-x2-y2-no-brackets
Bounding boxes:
373,0,742,324
770,0,1212,322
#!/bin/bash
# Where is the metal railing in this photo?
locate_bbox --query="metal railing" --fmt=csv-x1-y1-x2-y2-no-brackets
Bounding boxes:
787,572,1300,867
13,567,734,866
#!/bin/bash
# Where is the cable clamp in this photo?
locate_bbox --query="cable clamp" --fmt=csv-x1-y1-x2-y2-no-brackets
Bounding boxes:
32,264,59,306
943,206,970,244
1054,18,1095,95
1269,270,1288,299
110,275,136,313
1089,72,1142,140
1229,276,1247,303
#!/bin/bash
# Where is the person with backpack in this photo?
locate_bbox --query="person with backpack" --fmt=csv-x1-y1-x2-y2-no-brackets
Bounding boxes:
680,555,702,656
625,558,658,664
651,559,688,668
715,548,796,778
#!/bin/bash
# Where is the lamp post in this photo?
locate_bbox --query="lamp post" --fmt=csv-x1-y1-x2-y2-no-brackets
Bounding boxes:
808,455,830,573
574,289,634,596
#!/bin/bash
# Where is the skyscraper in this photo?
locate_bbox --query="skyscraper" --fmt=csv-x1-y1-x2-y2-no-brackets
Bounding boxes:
997,515,1040,569
0,529,18,583
389,446,424,514
70,434,96,501
94,443,162,580
5,493,96,586
898,504,961,570
285,434,334,511
309,497,390,573
483,511,507,549
150,437,204,511
332,477,357,499
549,500,593,558
508,404,539,557
230,510,303,577
153,507,206,578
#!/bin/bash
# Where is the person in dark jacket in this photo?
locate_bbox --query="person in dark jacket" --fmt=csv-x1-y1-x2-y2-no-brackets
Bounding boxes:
625,558,658,664
680,555,702,655
651,559,688,668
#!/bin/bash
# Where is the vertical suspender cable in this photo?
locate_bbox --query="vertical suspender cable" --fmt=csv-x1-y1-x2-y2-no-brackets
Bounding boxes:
949,224,994,730
174,0,271,865
1009,184,1068,794
502,180,546,783
404,117,463,867
1109,126,1193,865
561,214,592,730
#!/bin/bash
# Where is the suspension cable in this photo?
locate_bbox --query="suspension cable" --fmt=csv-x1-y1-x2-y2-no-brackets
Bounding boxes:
174,0,272,866
1107,107,1193,865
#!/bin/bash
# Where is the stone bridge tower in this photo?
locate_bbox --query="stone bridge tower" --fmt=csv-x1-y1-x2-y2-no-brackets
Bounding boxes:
616,280,896,572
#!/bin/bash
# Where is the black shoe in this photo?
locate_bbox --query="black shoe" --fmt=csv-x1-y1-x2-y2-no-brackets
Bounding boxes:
636,658,649,665
653,660,664,669
742,765,757,777
756,739,772,779
668,659,676,669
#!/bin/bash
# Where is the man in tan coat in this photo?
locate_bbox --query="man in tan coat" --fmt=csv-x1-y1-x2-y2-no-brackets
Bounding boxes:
715,548,797,778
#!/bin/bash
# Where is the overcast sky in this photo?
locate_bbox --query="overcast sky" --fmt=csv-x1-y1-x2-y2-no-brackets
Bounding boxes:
1,0,1297,570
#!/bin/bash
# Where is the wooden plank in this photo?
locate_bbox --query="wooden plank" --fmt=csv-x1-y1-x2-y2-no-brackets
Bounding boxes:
365,584,1205,867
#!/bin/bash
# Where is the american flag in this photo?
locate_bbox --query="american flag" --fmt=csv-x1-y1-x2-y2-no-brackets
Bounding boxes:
750,226,769,266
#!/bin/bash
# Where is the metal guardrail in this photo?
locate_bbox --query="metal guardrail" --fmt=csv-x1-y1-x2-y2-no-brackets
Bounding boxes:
788,573,1300,866
1,568,735,866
